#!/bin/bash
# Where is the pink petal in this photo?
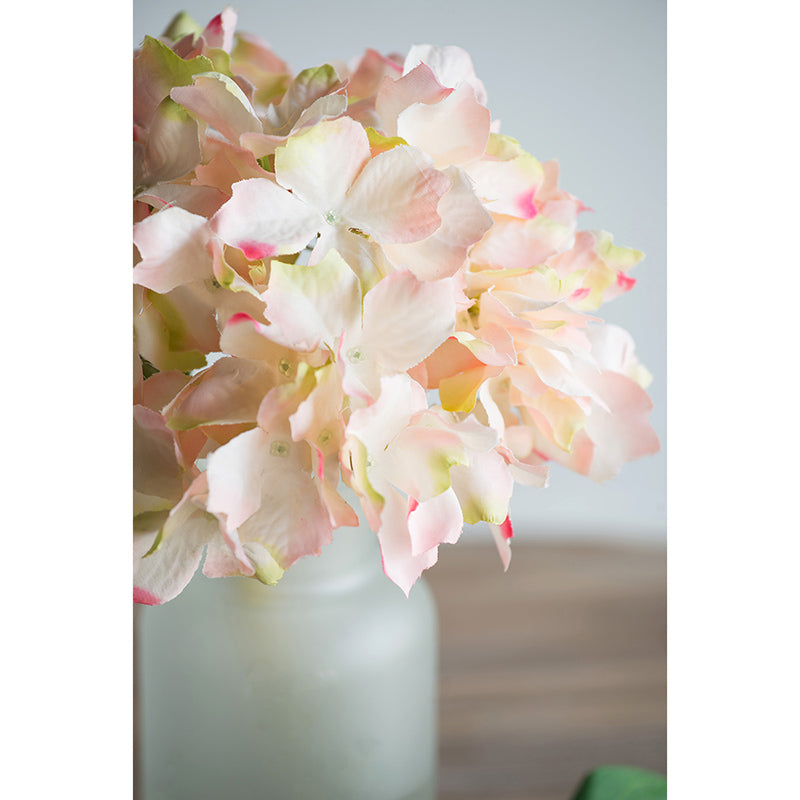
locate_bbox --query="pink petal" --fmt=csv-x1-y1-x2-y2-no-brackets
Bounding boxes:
171,73,262,143
397,82,490,168
133,207,212,293
374,63,450,136
206,427,334,567
384,165,493,280
348,48,403,101
202,7,237,52
133,506,215,605
489,518,513,571
377,486,439,596
163,357,278,429
360,270,457,371
210,177,321,257
403,45,488,105
261,249,362,352
407,487,463,555
470,214,575,270
342,145,450,243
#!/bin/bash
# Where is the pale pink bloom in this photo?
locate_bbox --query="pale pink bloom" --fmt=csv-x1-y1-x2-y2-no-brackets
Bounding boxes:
211,116,450,276
131,21,659,603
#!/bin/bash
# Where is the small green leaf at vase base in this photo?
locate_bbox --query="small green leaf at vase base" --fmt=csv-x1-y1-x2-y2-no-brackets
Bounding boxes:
569,765,667,800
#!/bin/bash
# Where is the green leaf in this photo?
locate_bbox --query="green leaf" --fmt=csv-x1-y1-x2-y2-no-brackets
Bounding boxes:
570,766,667,800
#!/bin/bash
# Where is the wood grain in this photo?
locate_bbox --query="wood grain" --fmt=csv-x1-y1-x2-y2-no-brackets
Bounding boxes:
426,540,666,800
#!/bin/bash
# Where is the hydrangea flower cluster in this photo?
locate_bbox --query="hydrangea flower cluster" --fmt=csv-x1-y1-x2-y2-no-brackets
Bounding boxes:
133,7,659,604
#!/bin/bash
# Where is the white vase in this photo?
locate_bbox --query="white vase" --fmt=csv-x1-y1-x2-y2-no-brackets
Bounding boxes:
136,524,438,800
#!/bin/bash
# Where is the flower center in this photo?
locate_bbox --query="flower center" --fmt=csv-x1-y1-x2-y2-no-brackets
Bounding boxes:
346,347,365,364
270,441,290,457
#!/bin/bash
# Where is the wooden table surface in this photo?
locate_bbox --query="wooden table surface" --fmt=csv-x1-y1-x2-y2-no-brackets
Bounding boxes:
425,539,666,800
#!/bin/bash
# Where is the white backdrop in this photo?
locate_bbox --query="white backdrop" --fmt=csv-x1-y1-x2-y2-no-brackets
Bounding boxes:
133,0,666,544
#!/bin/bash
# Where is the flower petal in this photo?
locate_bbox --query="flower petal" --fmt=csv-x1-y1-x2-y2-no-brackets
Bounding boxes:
470,214,575,270
142,97,201,185
261,249,362,352
384,166,493,280
361,270,457,371
466,150,545,218
403,44,488,105
342,145,450,243
206,427,334,567
163,356,278,429
171,72,263,143
450,448,514,525
133,207,212,293
397,82,490,168
133,488,216,605
374,63,450,137
408,487,463,555
489,517,513,571
210,177,321,257
381,423,468,502
377,486,439,596
263,64,344,135
202,7,237,53
275,116,370,211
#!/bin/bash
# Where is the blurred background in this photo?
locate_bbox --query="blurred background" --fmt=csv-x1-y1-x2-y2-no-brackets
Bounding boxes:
133,0,666,545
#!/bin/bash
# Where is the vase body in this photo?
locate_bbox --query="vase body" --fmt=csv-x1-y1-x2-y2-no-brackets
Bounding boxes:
136,525,438,800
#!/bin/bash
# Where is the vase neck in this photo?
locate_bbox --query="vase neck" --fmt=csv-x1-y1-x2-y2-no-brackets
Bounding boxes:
278,523,381,591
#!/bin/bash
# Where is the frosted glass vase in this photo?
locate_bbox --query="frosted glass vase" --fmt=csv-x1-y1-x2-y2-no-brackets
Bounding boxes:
136,524,438,800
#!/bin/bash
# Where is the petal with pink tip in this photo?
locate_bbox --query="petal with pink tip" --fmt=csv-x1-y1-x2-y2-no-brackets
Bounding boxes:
489,518,513,571
377,486,439,596
210,177,321,257
219,313,302,373
202,7,237,52
467,151,545,218
133,502,216,605
450,448,514,525
133,206,212,293
275,116,370,212
342,146,450,243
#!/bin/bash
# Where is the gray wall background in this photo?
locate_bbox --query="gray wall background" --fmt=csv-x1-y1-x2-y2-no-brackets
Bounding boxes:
134,0,666,544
